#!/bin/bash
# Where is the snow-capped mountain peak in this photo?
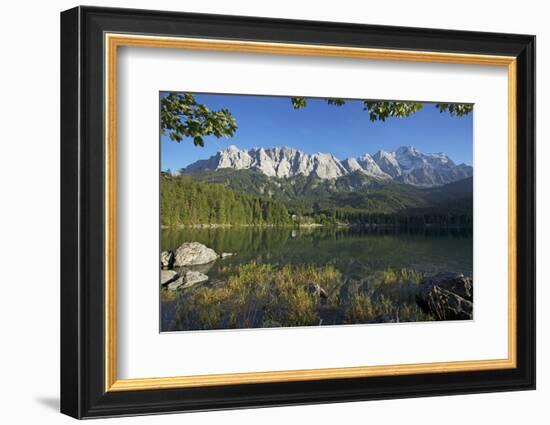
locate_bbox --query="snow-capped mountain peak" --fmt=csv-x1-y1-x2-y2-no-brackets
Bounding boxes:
342,153,391,179
183,145,472,187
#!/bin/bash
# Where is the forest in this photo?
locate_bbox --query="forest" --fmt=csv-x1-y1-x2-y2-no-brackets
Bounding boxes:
161,175,291,226
161,173,473,228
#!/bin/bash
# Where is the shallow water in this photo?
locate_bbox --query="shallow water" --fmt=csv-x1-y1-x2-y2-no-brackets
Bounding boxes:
160,226,472,331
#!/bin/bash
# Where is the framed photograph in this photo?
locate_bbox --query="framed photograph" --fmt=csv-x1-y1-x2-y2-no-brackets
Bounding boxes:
60,6,535,419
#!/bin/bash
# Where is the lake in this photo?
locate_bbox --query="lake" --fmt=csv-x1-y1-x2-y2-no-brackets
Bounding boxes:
160,226,473,331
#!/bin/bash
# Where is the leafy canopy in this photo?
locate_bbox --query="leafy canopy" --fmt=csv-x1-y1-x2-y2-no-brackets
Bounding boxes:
160,93,237,146
291,97,473,121
435,103,474,117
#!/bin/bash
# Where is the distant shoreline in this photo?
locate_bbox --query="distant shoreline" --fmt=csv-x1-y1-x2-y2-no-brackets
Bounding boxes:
161,223,325,230
160,223,472,230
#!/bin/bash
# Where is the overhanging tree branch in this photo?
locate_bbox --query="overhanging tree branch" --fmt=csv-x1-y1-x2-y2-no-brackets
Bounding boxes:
160,93,238,146
291,97,473,121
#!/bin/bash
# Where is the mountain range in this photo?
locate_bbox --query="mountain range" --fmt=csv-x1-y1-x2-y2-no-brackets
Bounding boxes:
183,145,472,187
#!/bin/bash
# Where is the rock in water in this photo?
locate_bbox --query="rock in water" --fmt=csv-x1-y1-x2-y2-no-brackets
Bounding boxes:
221,252,235,259
421,272,473,301
160,270,178,285
160,251,174,268
417,273,473,320
417,286,473,320
181,271,209,289
166,277,184,291
166,271,209,291
173,242,218,266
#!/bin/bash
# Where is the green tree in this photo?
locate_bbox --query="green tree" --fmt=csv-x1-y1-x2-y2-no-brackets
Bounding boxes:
160,175,291,226
160,93,237,146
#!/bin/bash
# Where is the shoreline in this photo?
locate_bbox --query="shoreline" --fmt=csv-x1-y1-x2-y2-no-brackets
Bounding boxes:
161,223,325,229
160,223,473,230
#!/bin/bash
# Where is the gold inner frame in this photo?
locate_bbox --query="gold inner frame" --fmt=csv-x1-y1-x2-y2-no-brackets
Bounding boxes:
104,33,517,392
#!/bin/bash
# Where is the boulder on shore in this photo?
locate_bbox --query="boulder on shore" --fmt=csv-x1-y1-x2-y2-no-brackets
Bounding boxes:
160,270,178,285
181,271,209,289
165,271,209,291
421,272,472,301
166,277,184,291
160,251,174,268
416,273,473,320
173,242,218,267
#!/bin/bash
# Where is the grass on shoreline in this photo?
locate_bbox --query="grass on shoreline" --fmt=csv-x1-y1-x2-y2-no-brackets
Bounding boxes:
345,291,434,323
382,267,423,285
173,262,341,330
167,262,436,330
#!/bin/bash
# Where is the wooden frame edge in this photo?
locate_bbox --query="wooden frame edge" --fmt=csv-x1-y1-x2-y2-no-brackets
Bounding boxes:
108,358,516,391
105,32,118,391
507,59,518,369
104,33,518,392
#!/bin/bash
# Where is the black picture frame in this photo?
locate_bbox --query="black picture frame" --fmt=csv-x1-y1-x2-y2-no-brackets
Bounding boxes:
61,5,535,419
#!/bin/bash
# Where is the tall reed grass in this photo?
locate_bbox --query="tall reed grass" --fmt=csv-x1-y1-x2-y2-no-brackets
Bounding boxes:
174,262,340,329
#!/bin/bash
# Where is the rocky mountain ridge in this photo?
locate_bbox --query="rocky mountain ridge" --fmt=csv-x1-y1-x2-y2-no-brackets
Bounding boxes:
183,145,472,187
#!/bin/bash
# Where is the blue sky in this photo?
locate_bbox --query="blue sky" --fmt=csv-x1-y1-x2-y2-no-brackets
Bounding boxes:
161,92,473,172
